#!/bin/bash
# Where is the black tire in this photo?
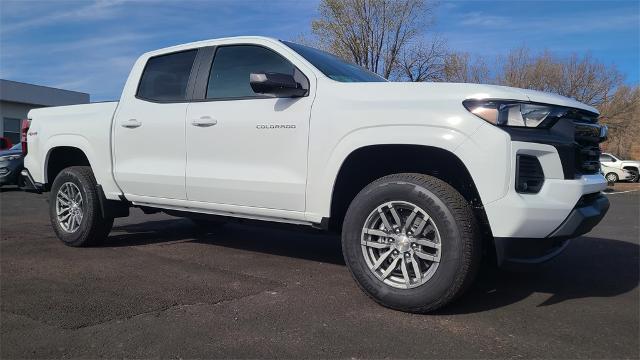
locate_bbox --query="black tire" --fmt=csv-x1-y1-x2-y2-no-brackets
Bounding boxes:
627,169,639,183
341,173,481,313
49,166,113,247
605,172,619,183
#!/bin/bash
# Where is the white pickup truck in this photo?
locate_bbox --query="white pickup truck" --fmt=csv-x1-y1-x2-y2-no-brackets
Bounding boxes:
21,36,609,313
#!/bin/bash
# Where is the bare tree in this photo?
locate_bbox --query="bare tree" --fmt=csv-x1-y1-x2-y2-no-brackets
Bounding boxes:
441,52,491,83
500,47,563,92
396,37,447,82
598,85,640,159
499,47,623,107
311,0,437,79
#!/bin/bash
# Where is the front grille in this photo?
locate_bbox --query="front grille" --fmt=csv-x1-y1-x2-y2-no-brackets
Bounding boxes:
573,118,603,176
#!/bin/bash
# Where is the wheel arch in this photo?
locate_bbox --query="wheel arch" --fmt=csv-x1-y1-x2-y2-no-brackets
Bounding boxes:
327,144,490,237
44,145,93,186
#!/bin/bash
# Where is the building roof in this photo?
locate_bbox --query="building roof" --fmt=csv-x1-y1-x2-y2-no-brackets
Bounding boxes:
0,79,89,106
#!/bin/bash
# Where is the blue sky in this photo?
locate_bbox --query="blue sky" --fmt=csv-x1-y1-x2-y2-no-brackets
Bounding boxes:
0,0,638,101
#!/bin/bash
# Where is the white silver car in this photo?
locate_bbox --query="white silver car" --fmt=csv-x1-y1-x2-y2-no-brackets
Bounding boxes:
600,153,639,182
601,164,632,183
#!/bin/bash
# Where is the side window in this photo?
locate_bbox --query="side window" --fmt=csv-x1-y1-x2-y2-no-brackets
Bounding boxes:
137,50,198,102
206,45,296,99
599,155,612,162
2,117,21,144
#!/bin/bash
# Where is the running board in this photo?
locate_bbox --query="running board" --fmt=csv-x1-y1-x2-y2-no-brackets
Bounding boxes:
131,201,315,227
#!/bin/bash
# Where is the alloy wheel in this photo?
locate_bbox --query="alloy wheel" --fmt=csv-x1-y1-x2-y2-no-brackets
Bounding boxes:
360,201,442,289
606,173,618,183
55,182,84,233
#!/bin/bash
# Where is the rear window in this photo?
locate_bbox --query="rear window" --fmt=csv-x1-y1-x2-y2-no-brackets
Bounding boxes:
137,50,197,102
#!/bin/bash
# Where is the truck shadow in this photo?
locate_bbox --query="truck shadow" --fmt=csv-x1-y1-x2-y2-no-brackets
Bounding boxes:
105,219,345,265
105,220,638,314
438,236,639,314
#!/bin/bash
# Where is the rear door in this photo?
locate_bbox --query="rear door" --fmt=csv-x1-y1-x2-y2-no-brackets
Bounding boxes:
184,44,314,211
113,49,198,199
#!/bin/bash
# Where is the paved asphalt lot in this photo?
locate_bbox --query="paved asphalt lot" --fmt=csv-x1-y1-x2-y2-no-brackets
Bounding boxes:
1,187,638,359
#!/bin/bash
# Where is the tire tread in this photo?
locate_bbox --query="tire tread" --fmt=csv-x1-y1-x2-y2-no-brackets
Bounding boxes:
342,173,481,313
49,166,113,247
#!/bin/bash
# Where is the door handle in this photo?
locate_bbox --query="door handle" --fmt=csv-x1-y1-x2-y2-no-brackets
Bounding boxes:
121,119,142,128
191,116,217,127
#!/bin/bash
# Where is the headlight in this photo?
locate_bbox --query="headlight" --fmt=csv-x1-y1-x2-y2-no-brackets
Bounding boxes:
463,100,562,128
0,155,22,162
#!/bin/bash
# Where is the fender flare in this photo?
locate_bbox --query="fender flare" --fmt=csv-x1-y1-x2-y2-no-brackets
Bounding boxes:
306,125,469,219
43,134,97,183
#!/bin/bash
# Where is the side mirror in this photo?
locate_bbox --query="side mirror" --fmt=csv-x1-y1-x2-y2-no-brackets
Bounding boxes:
250,70,309,97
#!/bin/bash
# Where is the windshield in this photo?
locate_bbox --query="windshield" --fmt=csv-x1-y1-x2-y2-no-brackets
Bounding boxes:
10,143,21,151
282,41,387,83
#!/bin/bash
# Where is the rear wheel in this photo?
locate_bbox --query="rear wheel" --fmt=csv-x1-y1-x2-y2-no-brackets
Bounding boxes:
341,173,481,313
49,166,113,247
605,172,619,183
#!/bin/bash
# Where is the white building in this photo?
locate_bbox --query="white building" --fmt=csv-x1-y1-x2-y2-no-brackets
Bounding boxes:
0,79,89,144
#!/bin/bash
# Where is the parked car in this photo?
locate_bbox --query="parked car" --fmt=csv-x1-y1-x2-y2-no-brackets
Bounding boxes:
601,164,632,183
599,153,639,182
0,137,14,150
0,143,24,186
21,36,610,313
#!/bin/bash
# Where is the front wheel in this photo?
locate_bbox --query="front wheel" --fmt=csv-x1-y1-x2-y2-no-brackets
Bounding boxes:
49,166,113,247
605,172,619,183
341,173,481,313
627,169,639,183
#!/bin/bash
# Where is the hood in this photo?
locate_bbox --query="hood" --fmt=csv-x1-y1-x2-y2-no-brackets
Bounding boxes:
620,159,640,165
0,149,22,157
446,83,599,114
329,80,600,115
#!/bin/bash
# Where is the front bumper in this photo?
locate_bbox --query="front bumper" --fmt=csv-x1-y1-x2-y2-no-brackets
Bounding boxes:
484,140,608,239
494,191,609,266
482,139,609,266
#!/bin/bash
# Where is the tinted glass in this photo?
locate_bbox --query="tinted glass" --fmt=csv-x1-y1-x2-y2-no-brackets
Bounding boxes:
3,118,20,132
207,45,296,99
599,155,612,162
137,50,197,101
3,133,19,145
282,41,386,83
2,118,20,144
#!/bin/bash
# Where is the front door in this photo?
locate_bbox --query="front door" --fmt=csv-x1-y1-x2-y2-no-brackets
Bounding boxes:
185,44,314,211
